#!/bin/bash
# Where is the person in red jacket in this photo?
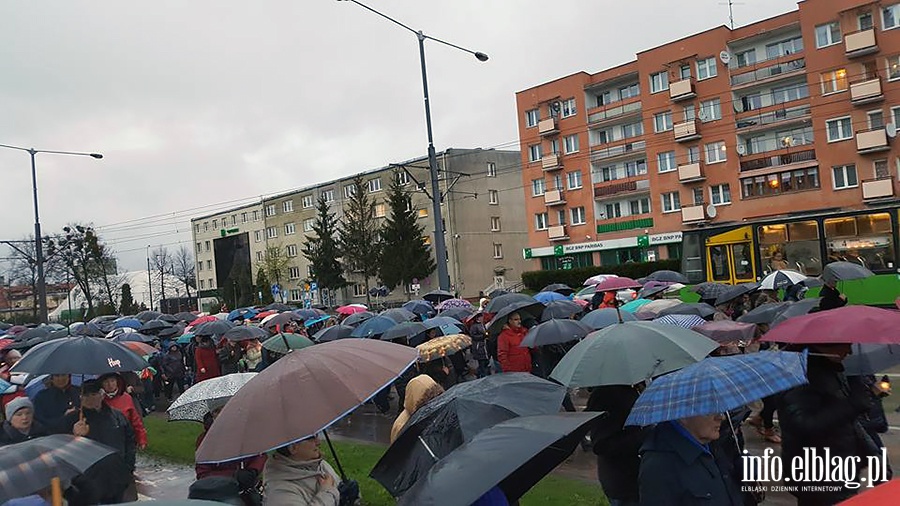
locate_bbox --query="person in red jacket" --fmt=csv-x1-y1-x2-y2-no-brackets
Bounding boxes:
99,373,148,449
497,312,532,374
194,336,222,383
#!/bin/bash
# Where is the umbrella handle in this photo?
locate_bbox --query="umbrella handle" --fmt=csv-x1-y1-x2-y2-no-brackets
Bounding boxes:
322,430,347,482
51,477,63,506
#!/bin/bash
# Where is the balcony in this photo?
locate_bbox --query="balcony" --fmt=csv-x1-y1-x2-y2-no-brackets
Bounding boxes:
850,78,883,105
731,57,805,88
739,148,816,173
544,189,566,206
548,225,568,242
856,129,890,154
542,153,561,171
538,117,558,136
845,29,878,58
588,101,642,126
678,162,705,183
862,177,895,200
736,105,811,132
590,140,646,162
669,79,696,101
674,119,700,142
681,205,706,223
593,178,650,200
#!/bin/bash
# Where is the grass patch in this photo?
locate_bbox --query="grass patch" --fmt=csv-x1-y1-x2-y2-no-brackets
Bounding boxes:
143,416,606,506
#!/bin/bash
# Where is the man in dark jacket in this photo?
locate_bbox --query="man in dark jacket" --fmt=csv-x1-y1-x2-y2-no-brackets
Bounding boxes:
32,374,80,433
587,384,648,506
818,280,847,311
161,344,187,401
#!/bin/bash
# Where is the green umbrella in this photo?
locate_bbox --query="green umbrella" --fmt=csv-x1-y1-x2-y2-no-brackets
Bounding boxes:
262,333,314,354
550,321,718,388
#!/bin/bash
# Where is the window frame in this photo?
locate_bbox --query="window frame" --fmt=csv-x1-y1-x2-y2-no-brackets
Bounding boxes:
566,171,583,190
492,243,503,259
696,57,718,80
525,108,540,127
368,178,382,193
650,71,669,93
815,22,842,48
528,144,542,162
488,189,499,205
303,219,315,232
705,141,727,164
535,212,549,231
282,200,294,213
654,111,673,133
710,184,732,206
561,98,577,118
490,216,501,232
699,98,722,122
657,151,677,173
563,134,580,154
882,4,900,30
660,191,682,213
285,222,296,235
532,178,546,197
265,205,276,217
832,164,859,189
825,116,854,142
570,206,586,225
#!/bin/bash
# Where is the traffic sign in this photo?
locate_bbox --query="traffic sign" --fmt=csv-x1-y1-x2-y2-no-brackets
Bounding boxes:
310,282,318,291
271,283,281,296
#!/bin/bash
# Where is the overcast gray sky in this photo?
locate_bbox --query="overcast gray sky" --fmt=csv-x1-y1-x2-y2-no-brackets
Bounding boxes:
0,0,796,273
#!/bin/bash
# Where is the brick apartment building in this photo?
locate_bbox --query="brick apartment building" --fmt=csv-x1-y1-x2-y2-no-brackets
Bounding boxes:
516,0,900,271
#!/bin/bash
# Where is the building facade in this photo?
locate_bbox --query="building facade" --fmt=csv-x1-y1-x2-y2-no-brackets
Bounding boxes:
516,0,900,270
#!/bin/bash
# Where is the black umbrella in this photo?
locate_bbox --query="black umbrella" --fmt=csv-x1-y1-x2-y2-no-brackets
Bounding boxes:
293,308,322,320
157,324,185,339
350,315,398,338
401,300,434,317
487,289,510,298
262,312,304,330
540,300,584,321
643,270,689,284
540,283,575,296
135,310,162,322
691,282,731,300
11,336,148,375
714,282,760,306
484,293,537,314
822,261,875,283
422,316,463,331
656,302,717,319
769,297,821,327
737,302,794,324
370,373,567,497
265,302,295,312
844,344,900,375
158,314,181,324
381,308,418,323
436,307,472,323
520,319,591,348
342,311,375,327
485,301,545,337
15,326,53,341
111,332,156,343
380,321,428,341
422,290,454,304
193,320,235,337
312,324,355,343
140,319,173,333
222,325,269,342
396,412,601,506
75,322,107,338
174,311,197,322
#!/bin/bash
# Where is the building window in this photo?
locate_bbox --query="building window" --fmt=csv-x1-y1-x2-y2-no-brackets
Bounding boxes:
699,98,721,122
772,83,809,104
624,159,648,177
535,213,549,230
231,215,237,225
765,36,803,59
868,110,885,129
208,279,214,288
705,141,727,164
486,162,497,177
368,178,382,193
692,187,704,205
532,178,546,197
289,266,302,279
239,212,246,223
687,146,701,163
286,244,298,257
604,202,622,219
571,206,586,225
492,243,503,259
286,289,300,301
197,261,203,271
490,217,501,232
561,98,577,118
859,12,874,30
619,83,640,99
205,241,210,252
282,200,294,213
199,280,205,289
566,171,583,190
826,117,853,142
212,219,218,229
736,49,757,68
206,259,212,269
195,242,201,253
303,219,315,232
525,108,539,127
815,22,842,48
683,105,696,123
343,185,356,199
352,284,367,298
875,159,890,178
886,55,900,81
528,144,542,162
679,64,691,80
741,168,820,198
252,210,260,221
710,184,732,205
821,68,848,94
654,111,673,132
254,230,262,242
621,121,643,138
301,195,314,208
650,71,669,93
696,57,717,80
657,151,677,173
417,208,428,218
256,251,263,261
661,192,681,213
265,205,276,217
832,164,859,189
322,189,334,203
629,197,651,215
374,203,386,218
563,134,579,153
883,4,900,30
285,222,296,235
397,171,410,185
266,227,277,239
488,189,499,205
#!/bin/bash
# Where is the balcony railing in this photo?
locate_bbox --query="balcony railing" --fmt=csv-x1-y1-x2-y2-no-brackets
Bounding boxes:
850,78,883,104
845,29,878,58
588,101,642,125
857,129,890,154
736,104,811,130
596,217,654,234
590,140,646,161
739,148,816,172
674,119,700,142
593,178,650,199
538,117,558,136
678,162,705,183
731,57,805,87
548,225,568,241
669,79,696,101
862,177,895,200
542,153,561,171
681,204,706,223
544,189,566,206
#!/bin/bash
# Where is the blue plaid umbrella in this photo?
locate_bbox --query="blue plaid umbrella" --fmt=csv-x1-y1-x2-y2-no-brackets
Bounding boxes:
580,308,636,330
626,351,808,426
653,314,707,329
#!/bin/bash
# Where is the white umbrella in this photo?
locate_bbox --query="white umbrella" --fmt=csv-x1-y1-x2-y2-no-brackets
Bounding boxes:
759,270,807,290
167,373,257,422
583,274,618,286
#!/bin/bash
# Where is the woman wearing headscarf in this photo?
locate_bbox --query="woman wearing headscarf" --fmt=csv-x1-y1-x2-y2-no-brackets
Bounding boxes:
497,312,531,374
390,375,444,443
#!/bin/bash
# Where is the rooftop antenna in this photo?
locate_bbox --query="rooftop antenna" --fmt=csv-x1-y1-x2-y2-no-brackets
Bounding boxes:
719,0,744,29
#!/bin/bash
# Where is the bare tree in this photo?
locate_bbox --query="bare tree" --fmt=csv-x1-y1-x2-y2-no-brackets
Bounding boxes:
152,246,173,310
173,245,196,300
4,237,68,319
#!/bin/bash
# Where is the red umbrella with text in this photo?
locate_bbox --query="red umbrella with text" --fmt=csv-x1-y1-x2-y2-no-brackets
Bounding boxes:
760,306,900,345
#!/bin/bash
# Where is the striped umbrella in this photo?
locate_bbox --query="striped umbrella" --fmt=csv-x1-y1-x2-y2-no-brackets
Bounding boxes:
653,314,708,329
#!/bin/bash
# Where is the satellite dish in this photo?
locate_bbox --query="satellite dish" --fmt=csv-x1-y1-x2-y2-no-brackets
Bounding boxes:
706,205,718,219
719,50,732,65
736,144,747,156
886,123,897,138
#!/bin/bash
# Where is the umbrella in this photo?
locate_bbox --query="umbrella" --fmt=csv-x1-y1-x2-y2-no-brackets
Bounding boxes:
580,308,636,330
158,314,181,324
769,297,821,327
626,351,808,426
189,315,219,327
262,333,314,354
380,321,428,342
654,302,717,319
196,339,419,464
436,307,473,322
167,372,258,422
550,321,719,388
484,293,537,314
402,300,434,317
520,319,592,347
638,281,672,299
11,336,148,375
692,320,757,345
15,326,53,341
620,298,652,313
111,332,155,343
411,321,462,346
761,306,900,345
120,341,157,356
106,327,135,339
293,308,323,320
0,435,118,504
583,274,618,286
0,339,13,351
422,290,454,304
342,311,375,327
222,325,269,342
75,322,107,338
435,298,473,311
252,310,278,321
417,334,472,363
113,318,142,330
485,301,545,337
714,282,760,306
336,305,369,316
643,270,689,284
157,325,184,339
541,300,583,321
759,270,807,290
843,344,900,375
594,276,642,292
487,289,510,298
653,314,708,329
176,333,195,345
312,324,355,343
304,315,331,327
838,480,900,506
691,282,731,300
265,303,295,312
350,315,398,338
541,283,575,296
396,413,602,506
173,311,198,322
422,316,464,331
381,308,419,323
261,312,304,329
192,320,235,337
633,299,683,319
370,373,567,497
736,302,794,324
135,310,162,322
822,261,875,283
533,291,567,304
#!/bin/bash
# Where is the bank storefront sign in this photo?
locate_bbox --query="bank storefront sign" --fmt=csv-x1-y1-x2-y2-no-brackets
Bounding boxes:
524,232,683,259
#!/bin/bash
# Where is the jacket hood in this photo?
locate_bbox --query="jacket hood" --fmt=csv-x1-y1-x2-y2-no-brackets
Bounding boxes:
98,373,125,396
403,374,444,414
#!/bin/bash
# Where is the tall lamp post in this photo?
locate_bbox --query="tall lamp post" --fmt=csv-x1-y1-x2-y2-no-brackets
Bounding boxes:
338,0,487,291
0,144,102,323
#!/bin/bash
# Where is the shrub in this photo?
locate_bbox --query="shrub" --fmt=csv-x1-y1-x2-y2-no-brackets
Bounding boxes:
521,259,681,292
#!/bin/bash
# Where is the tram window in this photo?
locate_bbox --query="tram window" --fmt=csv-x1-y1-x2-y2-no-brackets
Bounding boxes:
788,221,818,241
732,243,754,280
825,213,895,271
682,233,704,283
825,217,856,238
708,245,731,281
757,220,822,276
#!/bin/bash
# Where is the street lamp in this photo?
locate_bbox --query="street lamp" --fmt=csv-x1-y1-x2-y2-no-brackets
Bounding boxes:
0,143,102,324
338,0,488,291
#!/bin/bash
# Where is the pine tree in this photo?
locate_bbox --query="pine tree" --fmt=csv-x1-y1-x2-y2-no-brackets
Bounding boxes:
303,194,347,300
338,176,381,306
379,170,436,297
120,283,137,314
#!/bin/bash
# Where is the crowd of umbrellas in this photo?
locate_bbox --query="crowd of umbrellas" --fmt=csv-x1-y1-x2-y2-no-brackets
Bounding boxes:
1,259,900,505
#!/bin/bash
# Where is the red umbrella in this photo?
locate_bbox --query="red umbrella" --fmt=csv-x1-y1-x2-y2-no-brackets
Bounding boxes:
0,339,13,351
251,310,278,321
760,306,900,345
120,341,157,356
188,315,219,327
594,277,642,292
337,305,368,315
692,320,757,345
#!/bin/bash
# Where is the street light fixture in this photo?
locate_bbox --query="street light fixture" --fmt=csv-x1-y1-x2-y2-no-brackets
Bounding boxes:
338,0,488,292
0,143,103,323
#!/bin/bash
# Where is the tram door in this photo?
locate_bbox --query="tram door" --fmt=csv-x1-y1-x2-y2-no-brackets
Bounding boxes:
705,226,757,285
